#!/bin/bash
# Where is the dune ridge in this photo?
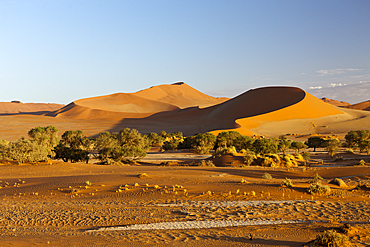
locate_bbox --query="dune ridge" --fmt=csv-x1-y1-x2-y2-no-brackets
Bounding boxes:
346,100,370,111
50,82,228,119
321,98,351,107
133,82,229,109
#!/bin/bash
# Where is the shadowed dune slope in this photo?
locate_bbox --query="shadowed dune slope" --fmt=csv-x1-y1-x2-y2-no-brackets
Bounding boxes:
200,87,307,130
74,93,179,113
112,86,345,136
346,100,370,111
48,102,155,119
201,86,345,135
0,102,63,114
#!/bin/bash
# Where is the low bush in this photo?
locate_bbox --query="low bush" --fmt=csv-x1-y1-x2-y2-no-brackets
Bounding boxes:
262,173,273,179
346,148,355,154
281,178,293,187
198,160,216,167
358,159,366,166
243,150,256,166
307,182,331,195
311,229,351,247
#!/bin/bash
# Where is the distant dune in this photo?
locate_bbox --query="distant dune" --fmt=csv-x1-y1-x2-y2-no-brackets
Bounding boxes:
0,102,63,114
321,98,351,107
345,100,370,111
321,97,370,112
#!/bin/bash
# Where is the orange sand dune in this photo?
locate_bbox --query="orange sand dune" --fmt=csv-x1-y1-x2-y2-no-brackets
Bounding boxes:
346,100,370,111
48,102,155,120
75,93,179,113
111,86,350,136
321,97,351,107
2,85,370,140
133,82,229,108
0,102,63,114
50,82,228,119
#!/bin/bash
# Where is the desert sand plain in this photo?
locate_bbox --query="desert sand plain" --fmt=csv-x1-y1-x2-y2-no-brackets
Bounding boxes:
1,83,370,246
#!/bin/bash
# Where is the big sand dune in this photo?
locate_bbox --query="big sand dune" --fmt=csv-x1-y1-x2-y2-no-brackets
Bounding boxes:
1,84,370,141
108,86,370,137
49,82,229,119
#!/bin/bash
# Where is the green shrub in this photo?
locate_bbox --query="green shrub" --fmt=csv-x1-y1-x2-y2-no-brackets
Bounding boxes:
251,138,278,155
307,182,331,195
358,159,366,166
161,139,179,151
198,160,215,167
283,155,298,167
192,133,216,154
243,150,256,166
281,178,293,187
312,230,351,247
302,152,311,161
54,130,93,163
262,157,275,167
214,131,241,149
294,153,304,161
325,139,341,158
262,173,273,179
28,126,59,158
1,139,49,164
346,148,355,154
96,128,149,164
215,146,237,156
291,141,308,153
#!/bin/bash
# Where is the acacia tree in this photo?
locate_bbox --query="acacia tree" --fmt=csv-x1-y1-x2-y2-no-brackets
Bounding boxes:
278,139,291,155
0,126,59,164
214,131,241,149
192,133,216,154
325,139,341,158
251,138,278,155
96,128,150,164
359,140,370,155
306,137,325,152
345,130,370,150
28,126,59,158
145,132,164,146
234,135,254,151
291,141,308,153
54,130,91,163
0,138,49,164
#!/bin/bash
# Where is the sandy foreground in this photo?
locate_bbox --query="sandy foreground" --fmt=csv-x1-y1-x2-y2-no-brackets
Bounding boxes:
0,150,370,246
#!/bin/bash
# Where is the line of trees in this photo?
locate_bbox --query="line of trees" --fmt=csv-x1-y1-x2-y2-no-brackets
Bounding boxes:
0,126,369,164
0,126,150,165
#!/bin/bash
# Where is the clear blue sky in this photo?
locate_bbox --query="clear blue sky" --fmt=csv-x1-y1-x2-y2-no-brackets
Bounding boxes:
1,0,369,104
